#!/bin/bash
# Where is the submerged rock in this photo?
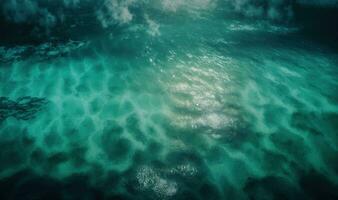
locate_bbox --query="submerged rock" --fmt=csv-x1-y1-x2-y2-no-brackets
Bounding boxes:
0,96,48,122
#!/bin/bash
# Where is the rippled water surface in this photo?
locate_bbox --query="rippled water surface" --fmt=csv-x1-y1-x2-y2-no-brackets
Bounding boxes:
0,2,338,200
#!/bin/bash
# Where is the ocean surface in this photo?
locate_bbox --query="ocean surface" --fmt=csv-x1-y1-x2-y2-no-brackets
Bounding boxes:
0,1,337,199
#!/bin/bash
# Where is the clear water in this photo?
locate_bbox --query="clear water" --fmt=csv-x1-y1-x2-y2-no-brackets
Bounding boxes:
0,2,338,200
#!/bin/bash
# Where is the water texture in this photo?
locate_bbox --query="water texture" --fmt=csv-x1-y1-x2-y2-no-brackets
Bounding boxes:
0,1,337,199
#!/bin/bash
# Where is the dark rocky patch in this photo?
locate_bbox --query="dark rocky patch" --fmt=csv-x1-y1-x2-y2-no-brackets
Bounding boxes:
0,97,48,122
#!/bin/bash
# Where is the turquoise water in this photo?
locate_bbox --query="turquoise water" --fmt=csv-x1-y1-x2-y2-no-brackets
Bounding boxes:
0,1,338,199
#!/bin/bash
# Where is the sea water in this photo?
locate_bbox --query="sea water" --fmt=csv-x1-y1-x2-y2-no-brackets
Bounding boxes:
0,1,337,199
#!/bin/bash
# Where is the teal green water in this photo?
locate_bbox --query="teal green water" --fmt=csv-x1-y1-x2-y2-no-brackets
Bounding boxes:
0,3,338,200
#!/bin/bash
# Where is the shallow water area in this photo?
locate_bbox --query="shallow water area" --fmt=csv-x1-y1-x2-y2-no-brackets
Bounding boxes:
0,1,338,199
